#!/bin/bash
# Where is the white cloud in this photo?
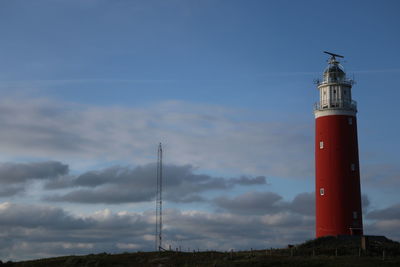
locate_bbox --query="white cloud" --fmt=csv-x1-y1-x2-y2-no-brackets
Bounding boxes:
0,96,397,261
365,203,400,241
0,195,314,261
116,243,141,250
0,197,398,261
0,97,312,177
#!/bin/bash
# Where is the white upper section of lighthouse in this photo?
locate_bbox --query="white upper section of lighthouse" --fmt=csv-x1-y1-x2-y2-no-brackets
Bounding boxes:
314,53,357,118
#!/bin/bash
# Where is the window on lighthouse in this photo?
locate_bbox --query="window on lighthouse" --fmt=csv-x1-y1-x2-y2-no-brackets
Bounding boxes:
319,141,324,149
320,188,325,196
351,163,355,171
353,211,358,219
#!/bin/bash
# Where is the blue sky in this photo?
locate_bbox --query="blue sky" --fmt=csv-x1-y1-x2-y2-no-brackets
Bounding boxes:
0,0,399,261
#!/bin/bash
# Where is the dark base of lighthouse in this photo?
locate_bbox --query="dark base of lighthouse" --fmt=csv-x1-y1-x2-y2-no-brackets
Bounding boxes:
299,235,396,251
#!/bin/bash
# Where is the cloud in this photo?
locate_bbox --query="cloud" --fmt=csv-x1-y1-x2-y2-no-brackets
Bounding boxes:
0,185,25,197
45,164,266,204
0,161,68,196
213,191,315,216
0,195,397,261
0,202,152,261
0,202,87,229
0,97,312,177
0,201,314,261
364,203,400,241
163,208,314,250
0,161,68,184
362,163,400,187
289,192,315,216
231,176,267,185
214,191,283,215
367,203,400,220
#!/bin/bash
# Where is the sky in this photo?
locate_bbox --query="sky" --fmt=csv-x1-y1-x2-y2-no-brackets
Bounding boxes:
0,0,400,261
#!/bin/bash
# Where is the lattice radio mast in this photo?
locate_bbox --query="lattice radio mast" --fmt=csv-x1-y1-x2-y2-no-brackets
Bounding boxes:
155,143,163,251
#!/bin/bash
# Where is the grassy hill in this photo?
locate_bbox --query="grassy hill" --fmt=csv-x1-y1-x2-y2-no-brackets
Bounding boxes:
3,236,400,267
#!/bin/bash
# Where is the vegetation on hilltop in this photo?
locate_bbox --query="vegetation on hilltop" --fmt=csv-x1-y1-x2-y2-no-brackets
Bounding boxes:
3,236,400,267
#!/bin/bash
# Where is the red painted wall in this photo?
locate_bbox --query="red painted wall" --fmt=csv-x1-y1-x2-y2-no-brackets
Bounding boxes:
315,114,363,237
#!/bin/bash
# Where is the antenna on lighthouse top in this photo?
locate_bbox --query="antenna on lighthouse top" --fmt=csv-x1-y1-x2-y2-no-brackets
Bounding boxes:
323,51,344,60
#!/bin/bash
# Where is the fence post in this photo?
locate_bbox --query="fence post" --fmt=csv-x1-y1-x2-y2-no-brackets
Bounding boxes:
312,249,315,257
335,248,338,257
358,248,361,257
382,250,385,261
290,248,293,257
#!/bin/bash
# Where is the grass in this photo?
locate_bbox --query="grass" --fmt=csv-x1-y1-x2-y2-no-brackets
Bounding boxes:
3,237,400,267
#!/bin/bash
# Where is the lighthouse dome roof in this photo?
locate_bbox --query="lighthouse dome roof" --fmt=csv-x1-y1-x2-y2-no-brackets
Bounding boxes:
324,63,345,75
323,61,346,82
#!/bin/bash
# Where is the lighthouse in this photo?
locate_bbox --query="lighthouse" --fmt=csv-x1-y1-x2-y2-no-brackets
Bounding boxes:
314,52,363,238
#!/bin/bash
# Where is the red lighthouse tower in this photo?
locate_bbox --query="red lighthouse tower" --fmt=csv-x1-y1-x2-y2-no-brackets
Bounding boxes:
315,52,363,238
